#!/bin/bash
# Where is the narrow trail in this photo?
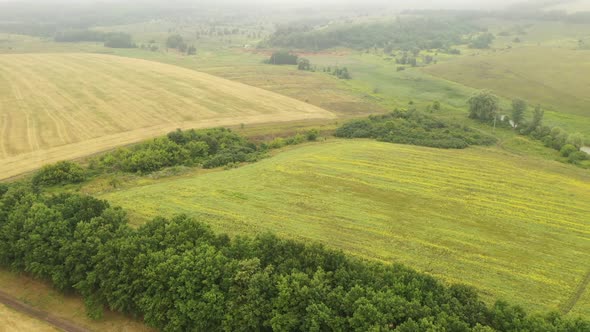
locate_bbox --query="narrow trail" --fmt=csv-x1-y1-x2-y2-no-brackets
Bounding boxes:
561,269,590,315
0,289,90,332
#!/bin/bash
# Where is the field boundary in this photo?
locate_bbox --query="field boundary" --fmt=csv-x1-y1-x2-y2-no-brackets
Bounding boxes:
0,289,89,332
0,112,334,181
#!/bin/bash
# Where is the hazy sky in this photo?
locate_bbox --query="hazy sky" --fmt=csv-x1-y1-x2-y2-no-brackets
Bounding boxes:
0,0,528,8
0,0,574,12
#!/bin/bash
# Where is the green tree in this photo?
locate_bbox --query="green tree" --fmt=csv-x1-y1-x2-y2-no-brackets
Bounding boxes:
297,58,311,71
468,91,499,122
32,161,86,187
560,144,578,157
522,105,544,135
432,101,441,111
166,34,186,50
511,99,527,128
567,132,585,149
470,32,495,49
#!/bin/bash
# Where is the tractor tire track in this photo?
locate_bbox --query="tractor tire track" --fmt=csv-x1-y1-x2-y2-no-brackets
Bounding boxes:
561,269,590,314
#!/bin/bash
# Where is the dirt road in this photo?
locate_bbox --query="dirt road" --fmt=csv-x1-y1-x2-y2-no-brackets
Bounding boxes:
0,290,89,332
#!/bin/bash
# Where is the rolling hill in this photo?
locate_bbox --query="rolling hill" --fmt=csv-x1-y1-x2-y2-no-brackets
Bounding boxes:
0,53,334,180
102,140,590,316
424,47,590,136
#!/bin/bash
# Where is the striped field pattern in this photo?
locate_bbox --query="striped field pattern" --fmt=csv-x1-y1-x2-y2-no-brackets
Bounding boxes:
102,140,590,316
0,53,334,179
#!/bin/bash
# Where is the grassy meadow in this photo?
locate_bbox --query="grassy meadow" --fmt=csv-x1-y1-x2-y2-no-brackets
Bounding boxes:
0,53,334,180
101,140,590,316
425,46,590,136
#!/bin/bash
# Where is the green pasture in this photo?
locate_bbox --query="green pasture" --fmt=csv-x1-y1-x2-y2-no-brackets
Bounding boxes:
101,140,590,317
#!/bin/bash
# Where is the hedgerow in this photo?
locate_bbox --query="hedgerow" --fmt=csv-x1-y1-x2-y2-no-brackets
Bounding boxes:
336,110,496,149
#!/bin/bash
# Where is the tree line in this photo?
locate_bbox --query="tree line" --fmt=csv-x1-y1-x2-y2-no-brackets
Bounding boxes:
335,109,496,149
54,29,136,48
263,17,480,52
266,52,352,80
0,181,588,331
32,128,321,187
468,91,588,166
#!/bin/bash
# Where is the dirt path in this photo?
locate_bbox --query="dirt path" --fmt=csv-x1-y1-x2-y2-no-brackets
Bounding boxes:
0,290,90,332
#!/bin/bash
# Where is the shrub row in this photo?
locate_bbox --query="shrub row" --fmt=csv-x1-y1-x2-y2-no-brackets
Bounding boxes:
31,128,322,187
335,110,496,149
90,128,262,174
0,184,587,331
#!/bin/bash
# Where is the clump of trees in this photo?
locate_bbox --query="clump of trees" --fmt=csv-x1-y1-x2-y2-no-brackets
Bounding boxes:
103,32,135,48
266,51,299,65
467,91,588,166
469,32,495,49
91,128,262,174
336,109,496,149
0,182,587,331
32,161,86,187
297,59,353,80
331,66,352,79
166,34,196,55
166,34,186,50
54,29,136,48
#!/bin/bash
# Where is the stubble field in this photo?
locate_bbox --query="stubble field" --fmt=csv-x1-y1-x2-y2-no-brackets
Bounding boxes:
0,53,334,180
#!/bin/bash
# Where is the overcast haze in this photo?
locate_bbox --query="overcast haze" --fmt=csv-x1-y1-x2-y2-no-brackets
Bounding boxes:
0,0,539,10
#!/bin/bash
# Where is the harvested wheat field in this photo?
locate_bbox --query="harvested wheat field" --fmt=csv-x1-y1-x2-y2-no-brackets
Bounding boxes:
0,53,334,180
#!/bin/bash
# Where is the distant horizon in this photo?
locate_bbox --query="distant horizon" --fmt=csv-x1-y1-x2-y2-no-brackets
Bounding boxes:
0,0,548,11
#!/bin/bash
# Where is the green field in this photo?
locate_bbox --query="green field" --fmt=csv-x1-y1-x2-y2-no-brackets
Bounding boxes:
101,140,590,316
425,46,590,136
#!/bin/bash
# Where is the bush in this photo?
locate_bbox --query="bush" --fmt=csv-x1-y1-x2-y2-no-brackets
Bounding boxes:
560,144,578,157
93,128,261,174
268,137,286,149
0,183,8,198
568,151,588,164
336,109,496,149
469,32,495,49
306,129,320,141
32,161,86,186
